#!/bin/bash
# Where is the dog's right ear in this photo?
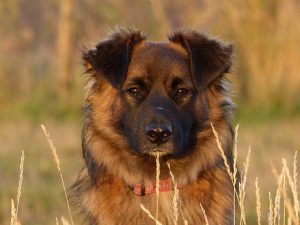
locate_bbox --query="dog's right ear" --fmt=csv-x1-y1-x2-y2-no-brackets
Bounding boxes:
169,30,233,91
83,29,145,88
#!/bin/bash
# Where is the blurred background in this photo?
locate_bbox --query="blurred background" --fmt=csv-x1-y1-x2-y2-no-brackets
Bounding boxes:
0,0,299,224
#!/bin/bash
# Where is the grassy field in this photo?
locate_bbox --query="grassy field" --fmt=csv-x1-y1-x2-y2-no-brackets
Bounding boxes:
0,120,82,225
1,0,300,224
1,116,300,224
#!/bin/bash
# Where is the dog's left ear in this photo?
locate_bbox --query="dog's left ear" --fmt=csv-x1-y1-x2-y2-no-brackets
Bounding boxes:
169,30,233,90
83,29,146,88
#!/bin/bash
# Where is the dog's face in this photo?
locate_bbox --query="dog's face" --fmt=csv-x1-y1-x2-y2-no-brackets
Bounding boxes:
120,44,195,156
83,29,233,158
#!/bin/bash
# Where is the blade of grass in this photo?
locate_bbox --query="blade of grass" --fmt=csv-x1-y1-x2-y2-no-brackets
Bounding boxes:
255,178,261,225
16,150,24,220
200,203,209,225
41,124,74,225
10,199,16,225
156,151,160,225
11,150,25,225
167,162,179,225
141,204,163,225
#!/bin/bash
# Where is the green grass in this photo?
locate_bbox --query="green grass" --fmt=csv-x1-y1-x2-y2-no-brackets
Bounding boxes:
236,100,300,123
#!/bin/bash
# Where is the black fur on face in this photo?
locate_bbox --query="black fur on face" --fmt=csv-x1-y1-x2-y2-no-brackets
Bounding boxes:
83,29,233,158
118,45,198,157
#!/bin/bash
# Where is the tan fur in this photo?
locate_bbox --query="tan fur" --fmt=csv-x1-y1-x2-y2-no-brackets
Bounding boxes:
72,29,235,225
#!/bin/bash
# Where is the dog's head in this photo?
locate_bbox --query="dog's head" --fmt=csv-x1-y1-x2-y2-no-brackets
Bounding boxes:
83,29,233,159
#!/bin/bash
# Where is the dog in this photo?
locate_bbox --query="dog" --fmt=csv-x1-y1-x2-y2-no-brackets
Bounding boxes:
72,29,235,225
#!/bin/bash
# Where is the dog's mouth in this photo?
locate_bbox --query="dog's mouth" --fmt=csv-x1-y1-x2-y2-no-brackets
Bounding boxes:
147,148,173,157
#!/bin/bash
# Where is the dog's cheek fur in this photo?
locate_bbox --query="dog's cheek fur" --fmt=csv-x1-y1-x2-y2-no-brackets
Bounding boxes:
81,79,129,183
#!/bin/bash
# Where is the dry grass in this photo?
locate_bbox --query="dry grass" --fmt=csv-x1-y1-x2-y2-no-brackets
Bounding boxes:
8,124,76,225
140,151,163,225
140,204,163,225
156,151,161,224
211,123,250,225
212,126,300,225
41,124,74,225
3,119,300,224
10,150,24,225
255,178,261,225
167,162,179,225
140,124,300,225
200,203,209,225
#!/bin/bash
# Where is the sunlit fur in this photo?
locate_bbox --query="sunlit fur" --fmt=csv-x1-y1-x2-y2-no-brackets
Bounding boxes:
72,29,236,225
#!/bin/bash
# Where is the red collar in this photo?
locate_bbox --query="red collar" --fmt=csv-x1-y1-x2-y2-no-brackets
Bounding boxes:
130,178,184,196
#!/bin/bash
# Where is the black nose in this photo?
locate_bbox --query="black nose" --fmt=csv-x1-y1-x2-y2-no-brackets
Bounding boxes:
145,123,173,145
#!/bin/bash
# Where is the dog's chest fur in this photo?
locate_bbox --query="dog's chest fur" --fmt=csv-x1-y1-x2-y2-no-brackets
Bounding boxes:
81,167,233,225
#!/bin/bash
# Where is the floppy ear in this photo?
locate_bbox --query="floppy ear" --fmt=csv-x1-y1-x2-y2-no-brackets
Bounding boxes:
83,29,145,88
169,30,233,90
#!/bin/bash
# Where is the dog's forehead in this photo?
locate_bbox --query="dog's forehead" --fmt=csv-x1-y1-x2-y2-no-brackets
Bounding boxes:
133,41,187,58
128,41,189,77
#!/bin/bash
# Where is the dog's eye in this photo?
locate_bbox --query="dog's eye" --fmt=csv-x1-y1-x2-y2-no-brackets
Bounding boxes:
172,88,190,102
175,88,189,96
127,87,143,99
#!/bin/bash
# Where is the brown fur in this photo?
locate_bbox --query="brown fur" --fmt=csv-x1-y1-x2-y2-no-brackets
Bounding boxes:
72,29,236,225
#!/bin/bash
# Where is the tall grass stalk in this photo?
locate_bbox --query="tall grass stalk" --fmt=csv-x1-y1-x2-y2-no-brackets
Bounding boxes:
273,167,284,224
200,203,209,225
239,147,251,225
167,162,179,225
156,151,161,225
10,150,24,225
255,178,261,225
233,124,239,225
211,123,245,223
16,150,24,220
282,158,300,225
268,192,274,225
140,204,163,225
293,151,299,220
41,124,74,225
283,172,287,225
210,123,235,182
10,199,16,225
